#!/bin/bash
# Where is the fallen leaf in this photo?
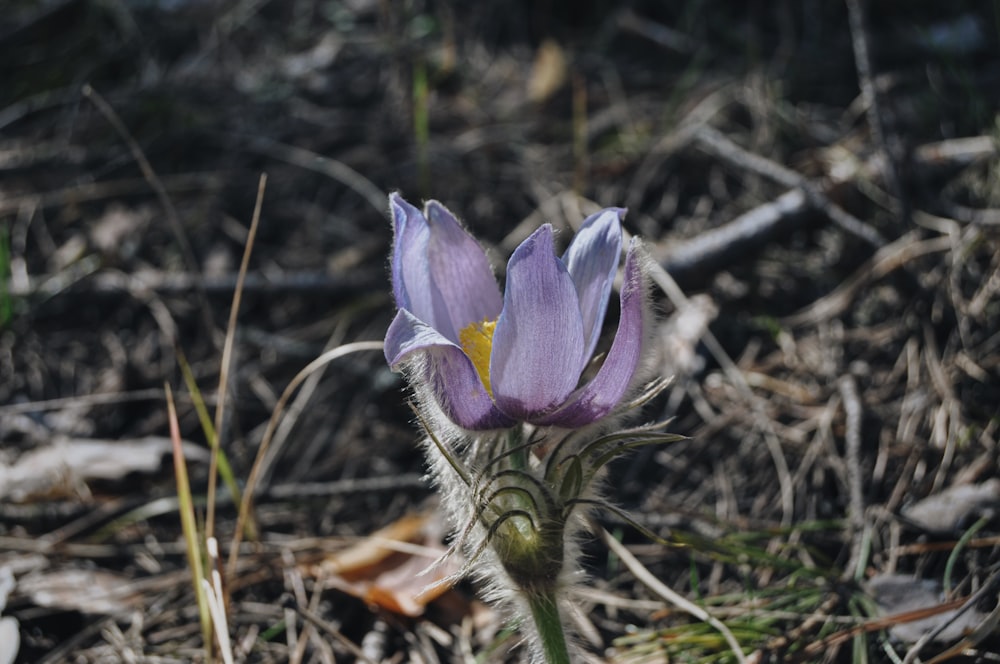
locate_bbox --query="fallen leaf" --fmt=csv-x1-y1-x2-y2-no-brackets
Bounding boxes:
281,32,343,79
308,512,459,616
0,567,17,664
658,293,718,377
0,436,209,502
0,618,17,664
527,39,567,104
0,567,13,614
89,203,151,258
312,513,427,576
865,573,986,643
901,478,1000,534
17,568,144,615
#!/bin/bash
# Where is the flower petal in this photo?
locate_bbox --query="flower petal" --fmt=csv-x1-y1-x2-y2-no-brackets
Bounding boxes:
490,225,586,420
536,238,648,428
389,194,502,343
563,208,624,363
425,200,503,339
390,194,442,326
385,308,514,430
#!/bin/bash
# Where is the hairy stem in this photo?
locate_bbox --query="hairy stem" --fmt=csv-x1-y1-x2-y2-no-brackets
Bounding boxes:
526,591,570,664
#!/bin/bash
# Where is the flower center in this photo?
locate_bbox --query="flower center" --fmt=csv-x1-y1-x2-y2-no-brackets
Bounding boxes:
459,318,497,397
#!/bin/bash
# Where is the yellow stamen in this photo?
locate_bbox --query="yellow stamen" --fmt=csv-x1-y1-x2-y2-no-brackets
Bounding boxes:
459,318,497,397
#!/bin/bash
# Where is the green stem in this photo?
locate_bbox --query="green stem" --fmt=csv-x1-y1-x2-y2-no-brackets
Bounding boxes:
508,428,528,471
526,591,570,664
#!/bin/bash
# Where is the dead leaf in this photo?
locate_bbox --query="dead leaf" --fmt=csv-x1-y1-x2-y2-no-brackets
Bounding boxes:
528,39,567,103
0,567,16,664
336,548,450,616
0,567,13,614
658,293,718,377
18,568,144,615
901,478,1000,534
281,32,343,80
89,203,151,259
308,512,459,616
0,436,210,502
0,618,17,664
865,573,986,643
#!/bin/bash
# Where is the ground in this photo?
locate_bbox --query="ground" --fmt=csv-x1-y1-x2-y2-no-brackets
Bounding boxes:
1,1,999,662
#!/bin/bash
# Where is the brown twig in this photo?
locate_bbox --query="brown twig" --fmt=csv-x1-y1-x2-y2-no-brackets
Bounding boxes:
661,134,996,287
0,173,222,217
844,0,909,227
617,8,699,54
694,125,887,249
288,600,378,664
81,85,202,285
902,572,1000,664
226,341,385,580
645,246,796,526
782,232,952,327
81,84,218,347
245,137,387,215
206,174,267,542
0,388,168,416
787,595,971,662
838,374,866,582
659,188,810,285
8,268,379,299
596,524,748,664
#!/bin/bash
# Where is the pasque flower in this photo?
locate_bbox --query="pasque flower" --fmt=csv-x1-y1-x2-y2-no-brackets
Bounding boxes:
385,193,648,431
383,193,670,664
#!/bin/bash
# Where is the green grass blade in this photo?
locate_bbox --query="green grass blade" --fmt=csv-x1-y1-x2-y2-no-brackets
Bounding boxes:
166,384,213,657
177,348,256,540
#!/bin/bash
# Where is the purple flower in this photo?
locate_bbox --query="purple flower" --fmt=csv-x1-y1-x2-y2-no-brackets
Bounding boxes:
385,193,648,431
